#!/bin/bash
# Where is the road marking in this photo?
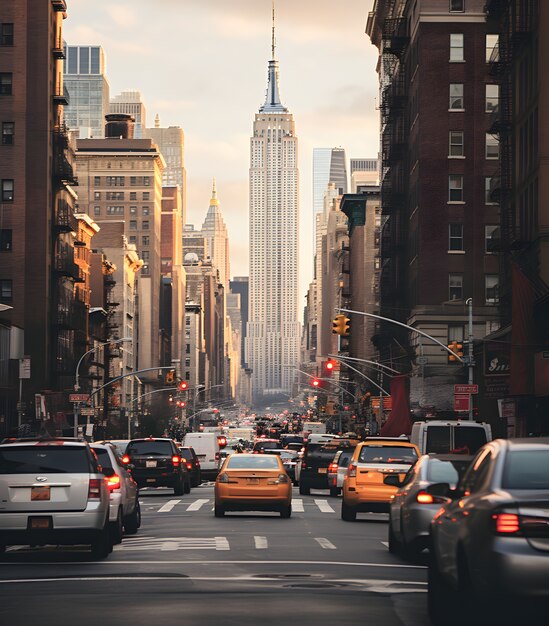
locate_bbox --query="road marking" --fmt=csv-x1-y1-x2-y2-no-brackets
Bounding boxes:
254,536,268,549
186,498,209,512
292,499,304,512
157,499,181,513
115,536,229,552
215,536,230,550
381,541,389,548
315,537,337,550
315,499,335,513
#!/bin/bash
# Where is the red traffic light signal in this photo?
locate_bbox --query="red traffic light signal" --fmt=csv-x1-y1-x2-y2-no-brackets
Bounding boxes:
324,360,335,375
178,381,188,391
312,378,321,388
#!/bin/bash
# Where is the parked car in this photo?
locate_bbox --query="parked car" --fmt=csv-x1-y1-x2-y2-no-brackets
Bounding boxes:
214,453,292,518
410,420,491,455
428,438,549,626
90,443,141,543
183,432,221,480
341,438,419,521
123,437,191,495
0,437,112,558
388,453,472,559
327,446,356,497
178,446,202,487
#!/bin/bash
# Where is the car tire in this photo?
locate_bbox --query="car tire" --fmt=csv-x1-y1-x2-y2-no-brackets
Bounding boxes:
124,498,141,535
109,508,123,545
173,477,184,496
428,550,460,626
388,517,402,555
280,504,292,518
90,527,112,560
299,482,310,496
184,476,191,494
329,487,339,498
214,504,225,518
341,500,357,521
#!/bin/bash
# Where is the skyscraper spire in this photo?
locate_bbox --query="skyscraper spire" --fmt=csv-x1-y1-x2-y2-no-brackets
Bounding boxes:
260,2,287,113
210,177,219,206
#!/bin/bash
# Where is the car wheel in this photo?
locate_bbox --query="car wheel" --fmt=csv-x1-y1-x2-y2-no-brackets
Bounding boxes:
173,478,184,496
184,476,191,494
388,516,402,555
214,504,225,518
299,482,310,496
124,498,141,535
341,500,357,521
280,504,292,518
329,487,339,498
90,527,112,560
428,550,460,626
109,508,123,545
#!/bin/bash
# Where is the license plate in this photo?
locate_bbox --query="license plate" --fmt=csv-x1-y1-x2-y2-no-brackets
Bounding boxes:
29,517,52,529
247,478,259,484
146,460,157,468
318,468,327,474
31,486,50,501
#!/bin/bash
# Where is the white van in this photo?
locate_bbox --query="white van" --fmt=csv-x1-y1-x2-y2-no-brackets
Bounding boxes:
183,432,220,479
410,420,492,455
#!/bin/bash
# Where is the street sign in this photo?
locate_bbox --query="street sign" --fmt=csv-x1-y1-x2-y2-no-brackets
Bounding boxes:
19,357,31,379
79,407,95,416
69,393,89,403
454,384,478,395
454,394,471,412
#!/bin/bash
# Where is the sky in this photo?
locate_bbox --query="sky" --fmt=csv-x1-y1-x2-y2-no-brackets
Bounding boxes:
64,0,380,300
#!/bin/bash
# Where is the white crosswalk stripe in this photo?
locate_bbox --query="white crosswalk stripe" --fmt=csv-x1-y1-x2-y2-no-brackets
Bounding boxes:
315,537,337,550
157,499,181,513
186,498,209,512
254,536,268,549
314,499,335,513
116,536,229,551
292,499,304,513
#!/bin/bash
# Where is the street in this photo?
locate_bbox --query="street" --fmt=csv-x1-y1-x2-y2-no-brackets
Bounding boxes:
0,485,428,626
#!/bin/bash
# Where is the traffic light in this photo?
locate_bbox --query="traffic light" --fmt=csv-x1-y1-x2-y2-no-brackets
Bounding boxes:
447,340,464,362
178,380,188,391
176,400,186,408
165,369,175,384
324,360,335,375
311,378,321,388
332,314,350,336
168,395,174,403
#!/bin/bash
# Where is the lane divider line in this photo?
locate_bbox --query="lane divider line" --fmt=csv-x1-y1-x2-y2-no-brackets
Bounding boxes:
315,537,337,550
157,499,181,513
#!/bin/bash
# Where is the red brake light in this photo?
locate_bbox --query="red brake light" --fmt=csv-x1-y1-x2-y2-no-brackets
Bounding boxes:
172,455,181,466
493,513,521,534
347,463,357,478
121,454,130,464
88,478,102,500
186,462,193,470
105,474,121,491
328,463,338,473
416,491,435,504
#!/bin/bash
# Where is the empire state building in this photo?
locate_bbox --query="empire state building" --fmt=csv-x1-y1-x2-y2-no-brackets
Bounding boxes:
246,20,300,402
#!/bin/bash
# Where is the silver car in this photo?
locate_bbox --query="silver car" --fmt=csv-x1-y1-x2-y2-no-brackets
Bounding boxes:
428,438,549,626
327,447,355,497
0,437,112,559
90,443,140,544
388,453,472,559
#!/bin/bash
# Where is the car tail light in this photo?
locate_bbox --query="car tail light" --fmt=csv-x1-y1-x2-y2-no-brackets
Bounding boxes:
268,473,289,485
416,491,448,505
215,452,220,462
347,463,357,478
88,478,102,500
186,462,193,470
328,463,338,473
105,474,121,491
172,455,181,466
195,459,200,466
121,454,130,465
217,472,230,483
493,513,521,535
492,512,549,537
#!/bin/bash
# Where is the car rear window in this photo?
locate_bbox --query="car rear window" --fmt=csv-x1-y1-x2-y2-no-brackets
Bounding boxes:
226,455,280,470
426,459,471,485
179,448,193,461
0,445,91,474
253,441,279,451
358,445,418,464
453,428,488,454
127,441,173,456
502,450,549,490
92,448,114,470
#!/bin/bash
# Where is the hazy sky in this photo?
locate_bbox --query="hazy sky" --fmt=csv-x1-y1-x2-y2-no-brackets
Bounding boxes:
64,0,379,299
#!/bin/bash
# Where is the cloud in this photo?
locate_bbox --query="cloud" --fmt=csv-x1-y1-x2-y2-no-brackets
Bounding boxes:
106,6,137,27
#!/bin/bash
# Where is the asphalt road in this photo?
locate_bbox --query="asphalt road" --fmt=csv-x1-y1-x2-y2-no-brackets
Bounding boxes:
0,484,429,626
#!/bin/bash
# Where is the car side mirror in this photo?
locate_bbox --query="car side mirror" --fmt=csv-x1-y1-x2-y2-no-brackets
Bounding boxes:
102,467,115,478
383,474,403,488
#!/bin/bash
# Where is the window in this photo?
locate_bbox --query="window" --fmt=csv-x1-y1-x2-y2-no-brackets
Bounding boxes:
143,177,151,187
485,274,499,304
141,250,149,261
106,176,124,187
449,223,464,251
186,344,190,354
1,179,13,201
1,122,14,145
450,34,464,61
185,357,191,367
486,133,499,159
142,236,150,246
106,206,123,215
142,206,149,216
0,279,12,301
449,83,464,109
0,24,14,46
450,0,464,11
129,206,137,215
448,325,464,342
486,84,499,112
485,225,499,253
485,177,497,203
0,229,12,251
449,175,463,202
142,192,150,200
129,236,137,244
0,73,12,95
129,220,137,230
449,131,464,157
94,191,101,200
449,274,463,301
106,191,124,201
486,320,500,335
130,176,137,186
93,206,100,216
142,220,149,230
94,176,100,186
130,192,137,200
486,34,499,63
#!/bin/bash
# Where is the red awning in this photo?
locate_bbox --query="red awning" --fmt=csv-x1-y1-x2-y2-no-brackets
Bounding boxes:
380,375,411,436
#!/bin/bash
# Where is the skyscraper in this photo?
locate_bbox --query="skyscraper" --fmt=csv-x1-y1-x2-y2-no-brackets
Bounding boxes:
64,44,110,138
110,90,147,137
313,148,348,216
246,14,300,401
201,180,230,290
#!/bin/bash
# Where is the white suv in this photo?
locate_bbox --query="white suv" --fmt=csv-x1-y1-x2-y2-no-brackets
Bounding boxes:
0,438,112,559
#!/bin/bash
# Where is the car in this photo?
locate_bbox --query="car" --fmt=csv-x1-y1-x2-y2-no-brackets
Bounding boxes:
264,449,300,484
428,438,549,626
299,437,355,495
183,432,221,480
178,446,202,487
410,420,492,455
251,439,280,454
123,437,191,495
341,438,419,521
387,453,472,560
0,437,112,559
97,439,130,456
90,443,141,543
214,453,292,518
327,446,356,497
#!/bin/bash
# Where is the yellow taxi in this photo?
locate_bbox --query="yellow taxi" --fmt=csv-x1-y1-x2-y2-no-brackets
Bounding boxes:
341,438,419,521
214,453,292,518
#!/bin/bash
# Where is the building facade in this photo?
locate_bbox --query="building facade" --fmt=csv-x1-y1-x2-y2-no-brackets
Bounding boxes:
312,148,348,216
110,90,147,138
201,180,230,290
